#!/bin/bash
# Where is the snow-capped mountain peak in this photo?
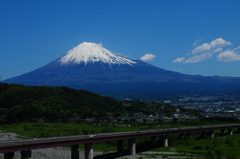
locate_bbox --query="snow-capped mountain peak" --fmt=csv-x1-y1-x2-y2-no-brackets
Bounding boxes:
59,42,136,65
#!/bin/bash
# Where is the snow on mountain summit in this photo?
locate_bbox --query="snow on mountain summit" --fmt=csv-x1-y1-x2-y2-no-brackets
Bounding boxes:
59,42,136,65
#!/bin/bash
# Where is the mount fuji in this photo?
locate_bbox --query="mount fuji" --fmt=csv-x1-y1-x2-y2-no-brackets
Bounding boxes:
3,42,240,100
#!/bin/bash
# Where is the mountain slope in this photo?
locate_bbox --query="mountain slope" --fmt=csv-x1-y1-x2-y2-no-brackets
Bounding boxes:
3,42,240,99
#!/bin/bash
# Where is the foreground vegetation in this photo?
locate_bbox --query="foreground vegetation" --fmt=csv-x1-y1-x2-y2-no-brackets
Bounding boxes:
1,121,240,158
149,133,240,159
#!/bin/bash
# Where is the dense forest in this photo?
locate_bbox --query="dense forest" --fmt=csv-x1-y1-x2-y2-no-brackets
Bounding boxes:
0,83,188,123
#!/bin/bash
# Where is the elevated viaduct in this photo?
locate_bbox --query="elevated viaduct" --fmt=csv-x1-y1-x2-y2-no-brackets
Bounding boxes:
1,124,240,159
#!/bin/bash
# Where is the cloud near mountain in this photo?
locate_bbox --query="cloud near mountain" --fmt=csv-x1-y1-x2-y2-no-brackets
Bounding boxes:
173,38,240,63
140,53,156,61
173,57,185,63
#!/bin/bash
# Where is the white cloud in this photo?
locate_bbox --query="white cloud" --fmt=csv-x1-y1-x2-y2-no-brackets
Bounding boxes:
234,46,240,51
217,46,240,62
140,53,156,61
185,52,213,63
173,38,237,64
193,38,202,47
175,48,222,64
212,48,223,53
173,68,182,71
191,38,231,55
185,47,223,63
172,57,185,63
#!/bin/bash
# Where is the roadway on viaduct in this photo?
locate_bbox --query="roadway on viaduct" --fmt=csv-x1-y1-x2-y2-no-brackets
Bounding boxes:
0,124,240,159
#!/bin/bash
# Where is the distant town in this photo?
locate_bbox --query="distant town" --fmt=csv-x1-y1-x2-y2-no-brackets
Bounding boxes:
172,94,240,118
109,94,240,123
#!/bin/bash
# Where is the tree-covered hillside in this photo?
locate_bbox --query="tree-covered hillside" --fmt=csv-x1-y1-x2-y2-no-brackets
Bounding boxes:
0,83,176,123
0,83,121,122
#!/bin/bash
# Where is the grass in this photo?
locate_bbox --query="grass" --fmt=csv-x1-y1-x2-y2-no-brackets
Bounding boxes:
0,122,180,138
149,133,240,159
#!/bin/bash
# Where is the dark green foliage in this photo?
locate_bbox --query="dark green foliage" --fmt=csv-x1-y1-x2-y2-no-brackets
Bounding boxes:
0,83,203,124
0,83,10,94
0,83,184,123
168,133,240,159
0,83,120,123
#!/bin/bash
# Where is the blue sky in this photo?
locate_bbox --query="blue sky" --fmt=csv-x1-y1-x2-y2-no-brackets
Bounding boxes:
1,0,240,80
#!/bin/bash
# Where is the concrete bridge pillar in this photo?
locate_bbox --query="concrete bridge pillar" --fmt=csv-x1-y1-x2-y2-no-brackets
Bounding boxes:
128,138,136,155
179,133,184,139
85,143,93,159
228,129,233,135
117,140,124,154
220,129,225,136
71,144,79,159
161,135,168,147
209,130,214,138
151,136,157,146
4,152,14,159
20,150,32,159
